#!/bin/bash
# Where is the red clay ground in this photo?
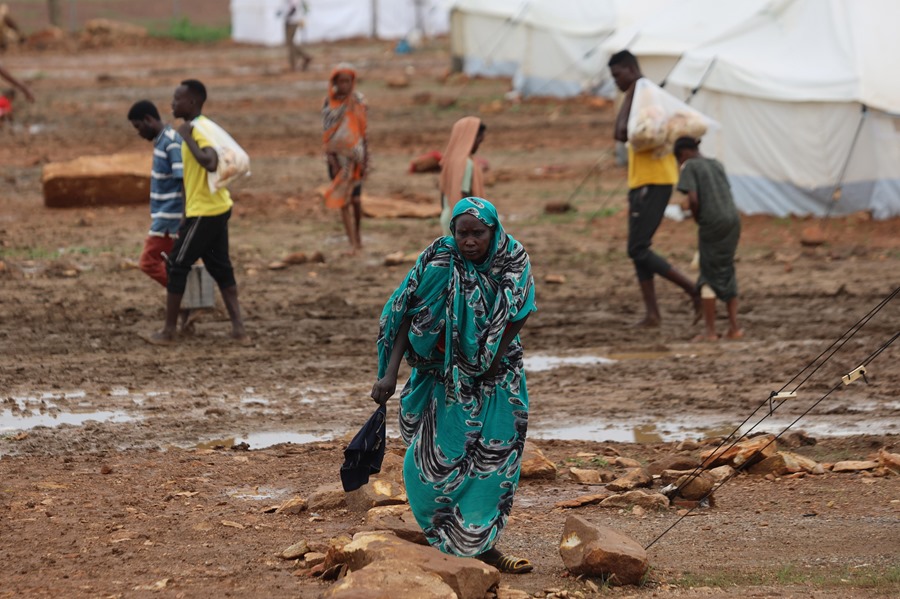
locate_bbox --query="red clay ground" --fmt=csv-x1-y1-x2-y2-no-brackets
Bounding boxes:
0,36,898,598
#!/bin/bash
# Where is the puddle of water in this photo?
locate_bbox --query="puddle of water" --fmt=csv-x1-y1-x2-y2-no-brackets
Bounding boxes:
196,431,337,451
606,351,672,361
530,422,735,443
531,414,900,443
523,351,678,373
524,354,616,372
1,408,135,433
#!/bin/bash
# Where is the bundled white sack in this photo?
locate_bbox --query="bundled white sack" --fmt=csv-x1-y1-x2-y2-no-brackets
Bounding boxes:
192,117,251,193
627,79,718,156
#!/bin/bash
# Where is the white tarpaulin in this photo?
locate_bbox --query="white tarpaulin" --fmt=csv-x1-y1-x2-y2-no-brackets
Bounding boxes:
664,0,900,219
605,0,900,219
449,0,674,98
600,0,784,87
231,0,450,46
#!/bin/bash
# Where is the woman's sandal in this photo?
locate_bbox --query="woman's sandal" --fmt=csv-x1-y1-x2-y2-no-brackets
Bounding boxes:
478,550,534,574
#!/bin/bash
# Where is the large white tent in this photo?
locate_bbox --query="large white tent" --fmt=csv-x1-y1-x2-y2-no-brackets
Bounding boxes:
611,0,900,219
449,0,674,98
231,0,450,46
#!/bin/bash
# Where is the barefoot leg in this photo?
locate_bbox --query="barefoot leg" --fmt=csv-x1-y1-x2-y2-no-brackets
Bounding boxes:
632,278,661,327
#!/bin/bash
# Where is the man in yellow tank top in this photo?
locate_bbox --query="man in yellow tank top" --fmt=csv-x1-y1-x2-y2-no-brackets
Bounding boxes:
608,50,700,327
145,79,249,346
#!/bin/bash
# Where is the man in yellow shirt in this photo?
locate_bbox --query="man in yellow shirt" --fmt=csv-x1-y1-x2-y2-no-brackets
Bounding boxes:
608,50,700,328
146,79,249,345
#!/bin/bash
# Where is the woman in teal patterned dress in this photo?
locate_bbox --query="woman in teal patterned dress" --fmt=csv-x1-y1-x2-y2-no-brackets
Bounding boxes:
370,197,537,573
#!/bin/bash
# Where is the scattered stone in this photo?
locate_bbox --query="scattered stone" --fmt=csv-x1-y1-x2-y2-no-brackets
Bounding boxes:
554,492,612,509
707,465,737,483
221,520,245,529
569,467,601,484
613,457,642,469
671,496,714,509
544,274,567,285
133,578,169,591
676,439,701,451
496,585,532,599
283,252,308,265
43,153,150,208
386,74,411,88
674,472,715,500
345,479,407,513
646,455,700,476
544,201,574,214
308,482,348,511
605,468,652,492
361,504,427,544
831,460,880,473
600,491,669,511
100,465,113,475
275,496,308,515
304,552,327,567
328,531,498,599
779,430,817,449
748,451,824,476
879,448,900,474
520,442,558,479
281,540,310,560
322,559,457,599
384,251,419,266
700,434,777,469
268,261,289,270
558,515,649,585
800,224,827,247
658,468,695,485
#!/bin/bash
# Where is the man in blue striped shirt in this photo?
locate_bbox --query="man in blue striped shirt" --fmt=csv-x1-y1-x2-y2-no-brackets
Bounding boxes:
128,100,184,288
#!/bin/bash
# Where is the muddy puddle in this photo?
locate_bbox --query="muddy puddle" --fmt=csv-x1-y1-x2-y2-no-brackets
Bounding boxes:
523,351,679,373
1,392,137,433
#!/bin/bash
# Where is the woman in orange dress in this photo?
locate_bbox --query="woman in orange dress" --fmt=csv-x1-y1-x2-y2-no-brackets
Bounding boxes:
322,63,368,253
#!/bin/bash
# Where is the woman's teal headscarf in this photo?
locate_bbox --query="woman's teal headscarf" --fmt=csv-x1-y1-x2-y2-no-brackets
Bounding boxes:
377,197,536,401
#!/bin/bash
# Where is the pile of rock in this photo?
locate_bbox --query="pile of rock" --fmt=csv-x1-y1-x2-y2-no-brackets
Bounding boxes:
262,437,898,595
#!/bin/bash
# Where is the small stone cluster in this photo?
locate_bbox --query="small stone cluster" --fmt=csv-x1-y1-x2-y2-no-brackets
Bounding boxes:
264,436,898,597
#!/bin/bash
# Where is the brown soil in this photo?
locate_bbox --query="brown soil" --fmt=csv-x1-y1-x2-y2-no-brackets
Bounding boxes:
1,38,898,598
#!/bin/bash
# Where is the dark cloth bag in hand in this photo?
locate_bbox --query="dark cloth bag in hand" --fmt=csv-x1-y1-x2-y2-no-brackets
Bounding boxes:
339,403,387,492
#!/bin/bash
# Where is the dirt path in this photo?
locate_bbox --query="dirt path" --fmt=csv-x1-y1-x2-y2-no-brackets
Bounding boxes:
1,38,898,598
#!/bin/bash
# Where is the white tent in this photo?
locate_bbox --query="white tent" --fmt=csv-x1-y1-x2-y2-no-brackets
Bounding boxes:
231,0,450,46
606,0,900,219
449,0,674,98
601,0,783,88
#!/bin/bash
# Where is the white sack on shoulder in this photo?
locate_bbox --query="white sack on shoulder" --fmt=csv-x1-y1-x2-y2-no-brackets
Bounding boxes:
627,78,719,155
192,117,251,193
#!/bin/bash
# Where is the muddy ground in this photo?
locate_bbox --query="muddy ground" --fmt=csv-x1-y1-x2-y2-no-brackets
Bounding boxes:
0,37,898,598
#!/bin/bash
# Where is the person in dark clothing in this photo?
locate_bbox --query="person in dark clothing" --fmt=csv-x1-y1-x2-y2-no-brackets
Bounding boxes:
608,50,700,327
674,136,743,341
